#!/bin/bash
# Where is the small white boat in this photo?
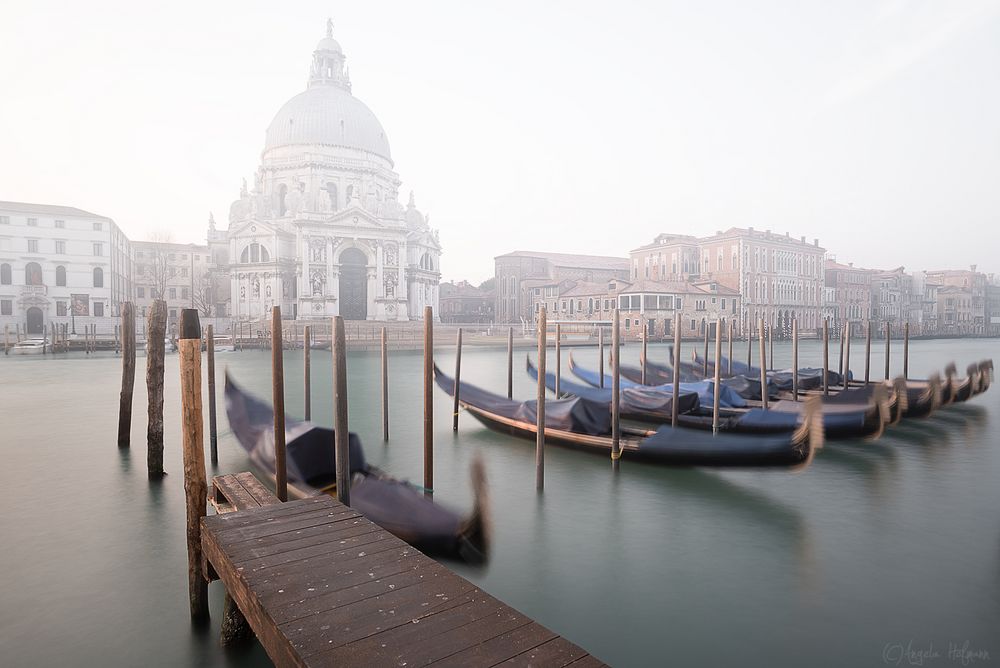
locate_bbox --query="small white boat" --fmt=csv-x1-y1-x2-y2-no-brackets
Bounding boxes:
12,338,47,355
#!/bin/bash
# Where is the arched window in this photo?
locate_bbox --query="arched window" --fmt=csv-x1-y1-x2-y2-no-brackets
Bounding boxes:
326,182,338,212
277,184,288,216
240,243,270,264
56,265,67,286
93,267,104,288
346,184,354,204
25,262,43,286
0,263,10,285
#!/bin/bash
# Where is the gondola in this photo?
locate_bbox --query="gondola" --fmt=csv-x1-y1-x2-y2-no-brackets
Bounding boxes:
436,365,824,468
687,352,849,388
224,374,490,564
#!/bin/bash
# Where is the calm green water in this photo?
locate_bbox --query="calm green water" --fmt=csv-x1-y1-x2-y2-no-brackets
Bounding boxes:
1,337,998,667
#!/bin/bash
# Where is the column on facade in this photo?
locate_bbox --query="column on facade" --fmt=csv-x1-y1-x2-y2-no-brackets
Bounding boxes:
328,237,337,315
301,233,310,309
397,245,407,321
366,264,377,320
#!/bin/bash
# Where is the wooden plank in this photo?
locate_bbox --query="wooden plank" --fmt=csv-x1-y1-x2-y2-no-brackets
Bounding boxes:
207,496,331,529
234,472,281,507
211,506,362,543
497,636,591,667
429,620,554,666
227,525,391,567
213,474,260,513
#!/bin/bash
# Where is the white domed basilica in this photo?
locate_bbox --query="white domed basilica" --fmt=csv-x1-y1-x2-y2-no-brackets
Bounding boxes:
225,21,441,321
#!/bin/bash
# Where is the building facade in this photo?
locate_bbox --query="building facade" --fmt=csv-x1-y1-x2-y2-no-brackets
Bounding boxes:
224,22,441,323
0,201,132,335
824,260,873,332
132,240,216,324
439,281,494,323
924,268,987,334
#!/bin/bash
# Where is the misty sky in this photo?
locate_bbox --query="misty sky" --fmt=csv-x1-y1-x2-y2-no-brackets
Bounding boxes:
2,0,998,284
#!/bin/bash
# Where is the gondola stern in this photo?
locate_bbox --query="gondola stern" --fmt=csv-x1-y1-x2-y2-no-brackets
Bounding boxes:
865,382,888,442
456,454,492,566
790,395,823,472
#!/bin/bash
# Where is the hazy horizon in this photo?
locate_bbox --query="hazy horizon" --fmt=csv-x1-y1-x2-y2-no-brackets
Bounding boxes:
2,0,998,284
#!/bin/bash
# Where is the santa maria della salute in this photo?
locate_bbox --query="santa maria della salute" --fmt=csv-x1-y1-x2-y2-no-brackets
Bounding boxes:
222,20,442,321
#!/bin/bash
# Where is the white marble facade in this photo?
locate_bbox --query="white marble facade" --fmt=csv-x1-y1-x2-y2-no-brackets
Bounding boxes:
227,21,441,321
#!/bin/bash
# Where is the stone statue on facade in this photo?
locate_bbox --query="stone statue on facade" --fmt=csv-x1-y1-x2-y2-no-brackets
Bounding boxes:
284,182,304,217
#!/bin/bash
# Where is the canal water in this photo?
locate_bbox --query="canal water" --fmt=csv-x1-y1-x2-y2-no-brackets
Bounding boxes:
0,337,997,667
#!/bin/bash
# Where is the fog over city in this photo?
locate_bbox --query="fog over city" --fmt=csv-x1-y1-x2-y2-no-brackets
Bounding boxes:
2,0,998,283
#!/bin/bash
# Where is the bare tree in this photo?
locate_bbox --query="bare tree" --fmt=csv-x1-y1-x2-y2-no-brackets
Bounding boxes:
145,230,174,300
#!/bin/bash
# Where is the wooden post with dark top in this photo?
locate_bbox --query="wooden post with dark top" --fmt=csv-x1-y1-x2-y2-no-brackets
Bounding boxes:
207,324,218,465
728,319,734,377
303,325,312,421
146,300,167,477
747,323,753,370
423,306,433,497
865,319,872,384
536,308,546,491
506,326,513,399
844,322,852,386
332,316,350,506
712,318,722,433
903,321,909,380
271,307,287,502
703,324,709,376
641,324,647,385
612,309,621,464
884,321,891,381
598,326,605,388
768,322,773,372
672,315,681,427
117,303,136,448
453,328,463,431
759,317,768,410
381,327,389,439
178,309,209,621
554,323,561,397
838,322,845,380
792,318,799,401
822,318,829,396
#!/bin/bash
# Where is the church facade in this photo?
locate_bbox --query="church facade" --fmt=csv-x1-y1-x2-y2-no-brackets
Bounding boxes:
225,22,441,321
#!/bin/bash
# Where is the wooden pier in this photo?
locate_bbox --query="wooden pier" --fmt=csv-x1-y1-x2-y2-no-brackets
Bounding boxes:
201,472,603,667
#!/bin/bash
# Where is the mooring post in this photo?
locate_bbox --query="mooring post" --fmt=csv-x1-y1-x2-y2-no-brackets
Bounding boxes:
838,322,845,381
612,309,621,467
641,324,648,385
506,326,514,399
555,323,561,397
712,318,722,433
332,315,350,506
115,323,120,355
453,328,463,431
903,321,910,380
117,303,136,448
703,324,709,376
747,323,752,370
792,318,799,401
147,301,167,477
865,319,872,384
768,322,773,372
536,308,547,490
884,321,891,381
822,318,829,396
423,306,433,497
303,325,312,421
4,324,8,355
381,327,389,440
206,324,218,465
178,308,209,621
759,317,768,410
598,326,605,388
727,319,734,377
672,316,681,428
271,307,287,502
844,321,852,386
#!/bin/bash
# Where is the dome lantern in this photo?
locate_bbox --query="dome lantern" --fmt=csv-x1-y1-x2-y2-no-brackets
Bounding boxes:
309,19,350,92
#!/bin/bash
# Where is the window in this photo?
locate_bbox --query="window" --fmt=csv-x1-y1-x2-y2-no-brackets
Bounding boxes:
691,319,696,330
0,263,10,284
180,267,188,277
169,288,177,299
169,309,177,318
57,301,67,316
0,216,8,224
94,302,104,317
28,239,39,252
722,298,727,310
0,300,11,315
27,218,37,226
624,318,630,330
168,253,175,261
93,222,103,231
55,220,65,228
25,262,43,285
194,255,200,262
181,287,189,299
55,240,66,254
137,287,145,298
93,242,102,256
136,251,144,258
56,266,66,286
93,267,103,288
240,243,270,263
181,254,187,260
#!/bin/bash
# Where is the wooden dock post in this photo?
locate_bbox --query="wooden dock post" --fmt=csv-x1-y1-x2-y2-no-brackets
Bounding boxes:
115,323,120,355
271,307,287,502
838,323,845,379
759,317,768,410
303,325,312,421
747,323,752,370
146,300,167,477
423,306,433,497
453,328,463,431
178,309,209,621
884,321,891,381
4,324,8,355
822,318,829,396
555,323,561,397
712,318,722,433
672,316,681,428
865,319,872,384
792,318,799,401
641,324,648,385
768,322,773,372
381,327,389,440
703,324,709,376
903,321,910,380
117,303,136,448
598,326,605,388
727,319,734,376
332,316,350,506
611,309,621,466
844,322,852,386
506,326,514,399
207,324,218,465
536,308,546,490
16,322,21,343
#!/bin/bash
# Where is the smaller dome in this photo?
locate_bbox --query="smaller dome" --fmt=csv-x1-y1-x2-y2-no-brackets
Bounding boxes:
315,36,342,53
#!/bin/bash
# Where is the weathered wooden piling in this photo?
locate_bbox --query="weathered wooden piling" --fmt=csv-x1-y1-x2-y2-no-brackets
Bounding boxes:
16,323,21,343
381,327,389,440
117,303,136,448
178,309,209,621
641,324,648,385
712,318,722,433
903,321,910,380
838,323,845,379
554,323,561,397
115,323,120,354
271,307,287,502
822,318,829,396
506,326,514,399
768,323,773,372
727,319,734,376
672,316,681,428
759,317,768,410
536,308,546,490
703,324,709,376
4,324,8,355
598,326,605,388
611,309,621,465
865,319,872,384
747,324,753,369
206,324,218,465
792,318,799,401
453,328,463,431
303,325,312,422
423,306,433,496
844,322,852,386
332,316,350,506
884,321,891,381
146,300,167,477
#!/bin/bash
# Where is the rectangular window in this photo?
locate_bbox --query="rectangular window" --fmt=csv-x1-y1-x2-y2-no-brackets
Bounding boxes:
94,302,104,317
93,222,103,231
55,219,65,228
169,288,177,299
181,267,188,277
136,287,145,298
690,319,696,330
624,318,630,330
181,287,189,299
28,239,39,252
721,298,727,310
181,254,187,260
1,299,11,315
27,218,38,226
55,240,66,254
169,309,177,318
168,253,176,261
57,301,67,316
93,242,102,256
136,251,144,258
0,215,9,224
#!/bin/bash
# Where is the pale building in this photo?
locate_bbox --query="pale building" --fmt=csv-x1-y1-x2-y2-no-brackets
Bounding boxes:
132,240,216,324
224,22,441,322
0,201,131,335
824,260,873,332
925,268,987,334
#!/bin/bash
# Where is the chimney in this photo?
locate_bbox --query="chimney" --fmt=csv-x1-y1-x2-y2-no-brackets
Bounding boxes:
814,238,819,246
748,226,754,234
971,264,977,273
848,262,853,268
800,235,805,243
766,229,771,236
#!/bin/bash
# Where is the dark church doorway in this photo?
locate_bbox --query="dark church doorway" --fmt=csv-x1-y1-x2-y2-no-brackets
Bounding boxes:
339,248,368,320
26,307,44,335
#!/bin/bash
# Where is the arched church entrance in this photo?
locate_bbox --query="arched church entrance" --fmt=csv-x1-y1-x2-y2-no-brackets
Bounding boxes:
26,307,44,335
339,248,368,320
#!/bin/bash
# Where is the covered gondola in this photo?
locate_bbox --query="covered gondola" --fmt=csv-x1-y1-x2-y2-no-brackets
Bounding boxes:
224,374,490,564
436,365,824,468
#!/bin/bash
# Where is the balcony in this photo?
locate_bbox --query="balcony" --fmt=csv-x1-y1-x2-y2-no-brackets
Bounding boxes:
21,285,46,296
